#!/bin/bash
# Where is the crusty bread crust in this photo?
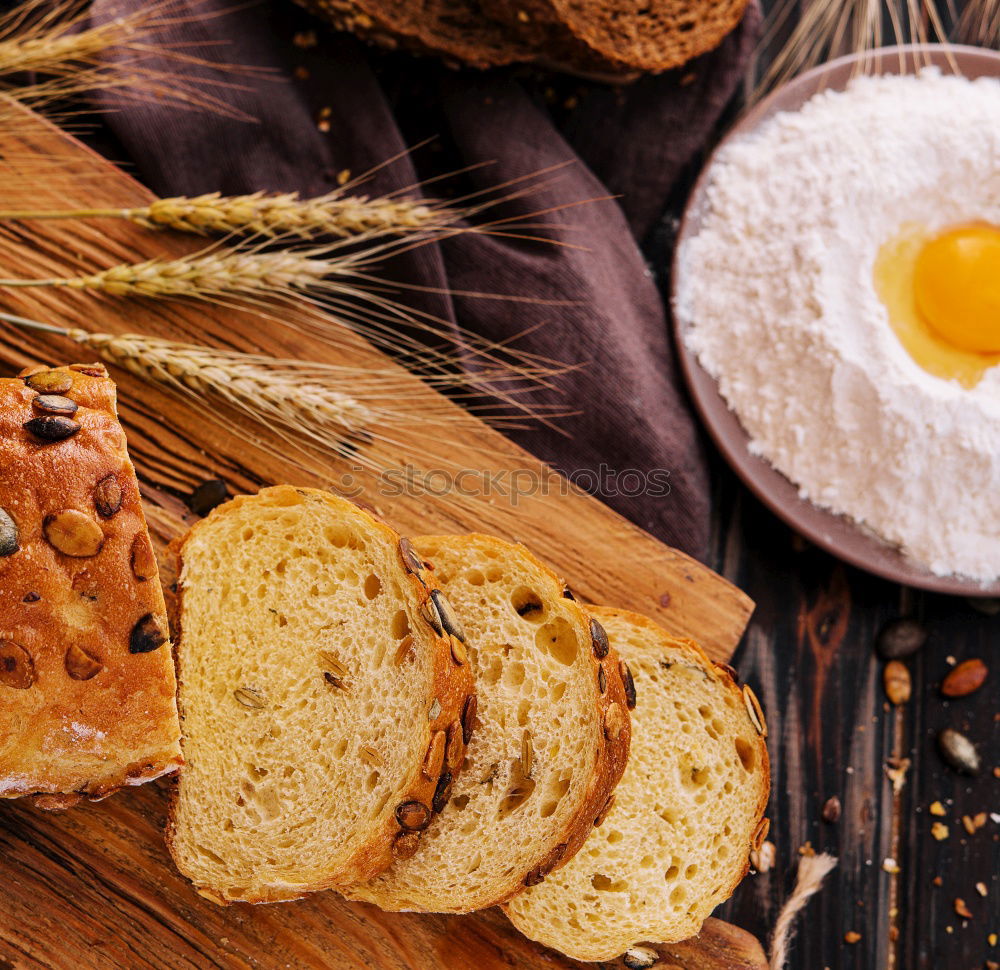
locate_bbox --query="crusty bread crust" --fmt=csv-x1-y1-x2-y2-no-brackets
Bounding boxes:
166,486,475,904
347,533,631,912
0,363,181,807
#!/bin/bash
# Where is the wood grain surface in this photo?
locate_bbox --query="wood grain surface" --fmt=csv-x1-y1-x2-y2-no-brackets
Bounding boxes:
0,105,762,969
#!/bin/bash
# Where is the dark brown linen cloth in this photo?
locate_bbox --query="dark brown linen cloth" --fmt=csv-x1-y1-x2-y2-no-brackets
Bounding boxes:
87,0,760,561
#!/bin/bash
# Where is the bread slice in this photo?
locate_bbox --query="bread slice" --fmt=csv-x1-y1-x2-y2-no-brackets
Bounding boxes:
487,0,749,72
0,363,181,810
504,607,770,962
167,486,474,904
298,0,535,68
344,533,631,913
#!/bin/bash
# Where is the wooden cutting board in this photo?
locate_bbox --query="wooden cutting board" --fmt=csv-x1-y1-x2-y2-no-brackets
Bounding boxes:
0,104,756,970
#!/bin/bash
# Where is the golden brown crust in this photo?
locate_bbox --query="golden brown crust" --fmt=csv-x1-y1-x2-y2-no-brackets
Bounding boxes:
166,485,475,904
0,364,181,806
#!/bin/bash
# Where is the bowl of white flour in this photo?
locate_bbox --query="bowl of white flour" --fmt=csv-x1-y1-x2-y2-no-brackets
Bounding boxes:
673,44,1000,594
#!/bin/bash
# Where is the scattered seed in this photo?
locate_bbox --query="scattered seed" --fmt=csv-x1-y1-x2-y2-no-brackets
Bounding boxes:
954,898,973,920
24,370,72,393
931,821,949,841
521,730,534,778
885,757,910,792
24,415,80,441
590,618,609,659
64,644,103,681
976,882,988,897
397,537,424,576
883,660,911,705
619,659,637,709
0,508,18,557
422,731,446,780
130,534,157,581
422,597,443,635
941,658,988,698
391,830,421,860
0,639,35,689
32,394,77,416
233,687,266,709
43,510,104,557
622,946,659,969
93,474,123,518
751,840,776,872
561,585,575,600
319,650,348,678
597,664,607,694
822,796,842,823
461,693,477,743
323,671,348,691
359,745,383,768
962,812,987,835
432,771,453,813
743,684,767,737
752,816,771,851
938,728,981,775
431,589,465,642
499,776,536,815
428,697,442,722
929,800,946,817
882,857,900,874
187,478,228,516
395,800,432,831
844,931,862,944
129,613,167,654
22,592,39,603
393,634,415,666
603,701,626,740
445,721,464,773
524,842,566,887
449,634,468,666
876,618,927,658
69,363,107,377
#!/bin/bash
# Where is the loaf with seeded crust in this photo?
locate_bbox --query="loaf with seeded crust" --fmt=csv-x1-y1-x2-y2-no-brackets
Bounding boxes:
504,607,770,961
345,533,631,913
0,363,181,809
167,486,475,904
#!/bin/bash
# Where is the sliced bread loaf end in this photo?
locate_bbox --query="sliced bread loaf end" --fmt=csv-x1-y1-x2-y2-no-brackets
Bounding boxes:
168,486,474,904
344,533,631,913
504,606,769,961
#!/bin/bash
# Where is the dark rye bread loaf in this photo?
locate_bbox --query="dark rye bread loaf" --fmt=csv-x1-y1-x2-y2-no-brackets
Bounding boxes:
296,0,535,68
486,0,750,72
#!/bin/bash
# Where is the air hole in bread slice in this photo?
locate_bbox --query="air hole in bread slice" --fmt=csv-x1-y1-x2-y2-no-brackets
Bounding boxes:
511,586,545,621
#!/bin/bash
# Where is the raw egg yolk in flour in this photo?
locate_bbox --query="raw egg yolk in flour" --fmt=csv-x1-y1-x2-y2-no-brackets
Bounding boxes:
874,224,1000,389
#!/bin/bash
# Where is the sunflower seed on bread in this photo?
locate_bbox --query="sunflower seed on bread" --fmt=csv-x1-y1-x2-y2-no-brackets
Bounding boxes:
504,607,770,961
167,486,474,904
344,533,631,913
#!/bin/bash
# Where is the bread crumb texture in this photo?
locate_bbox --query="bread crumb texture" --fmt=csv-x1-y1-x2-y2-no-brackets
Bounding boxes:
505,607,769,961
170,486,450,902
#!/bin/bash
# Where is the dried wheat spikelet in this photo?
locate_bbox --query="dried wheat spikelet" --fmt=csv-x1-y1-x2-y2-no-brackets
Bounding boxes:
0,190,450,240
0,0,270,118
0,312,572,479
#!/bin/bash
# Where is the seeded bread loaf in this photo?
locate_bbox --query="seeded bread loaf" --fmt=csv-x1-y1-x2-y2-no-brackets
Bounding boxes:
0,363,181,810
487,0,749,72
167,486,475,904
345,533,631,913
504,607,770,962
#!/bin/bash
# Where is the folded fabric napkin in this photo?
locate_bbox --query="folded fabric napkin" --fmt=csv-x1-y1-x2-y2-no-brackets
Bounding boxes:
87,0,760,562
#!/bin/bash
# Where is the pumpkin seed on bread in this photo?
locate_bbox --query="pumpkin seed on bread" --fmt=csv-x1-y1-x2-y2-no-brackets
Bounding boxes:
167,486,474,903
344,533,631,913
504,607,770,961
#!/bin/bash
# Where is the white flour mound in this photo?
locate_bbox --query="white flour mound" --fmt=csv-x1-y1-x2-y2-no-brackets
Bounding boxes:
674,69,1000,582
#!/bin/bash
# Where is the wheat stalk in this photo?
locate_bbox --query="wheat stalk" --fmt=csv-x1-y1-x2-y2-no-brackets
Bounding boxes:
955,0,1000,43
0,190,451,240
1,312,571,476
0,0,270,119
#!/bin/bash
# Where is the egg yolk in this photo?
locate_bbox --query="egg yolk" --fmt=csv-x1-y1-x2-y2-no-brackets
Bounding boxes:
874,223,1000,389
914,225,1000,353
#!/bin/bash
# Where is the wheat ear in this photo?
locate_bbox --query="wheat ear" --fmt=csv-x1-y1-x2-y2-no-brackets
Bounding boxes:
0,191,450,240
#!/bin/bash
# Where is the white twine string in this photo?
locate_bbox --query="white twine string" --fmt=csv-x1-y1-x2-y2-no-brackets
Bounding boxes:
769,853,838,970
